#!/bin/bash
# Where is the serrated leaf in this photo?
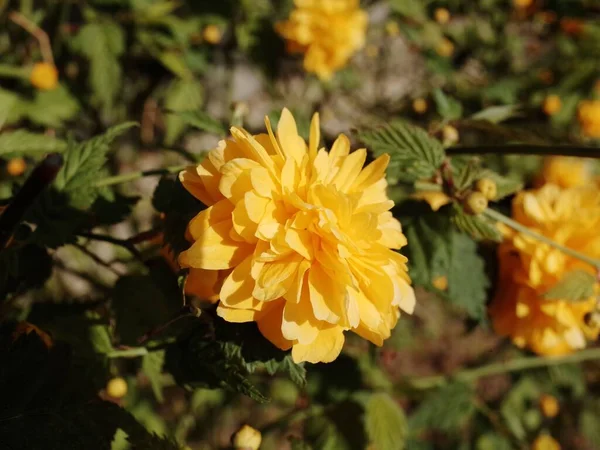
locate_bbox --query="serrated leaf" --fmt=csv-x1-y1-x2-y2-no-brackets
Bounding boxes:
365,393,407,450
542,270,597,302
453,157,484,192
54,122,137,209
163,79,204,145
451,204,503,242
74,22,125,114
409,383,475,433
142,351,166,403
174,110,226,135
358,121,445,183
432,88,463,121
0,130,67,158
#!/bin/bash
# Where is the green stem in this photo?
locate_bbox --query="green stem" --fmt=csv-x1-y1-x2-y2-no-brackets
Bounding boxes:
0,64,28,79
94,164,188,188
406,346,600,390
484,208,600,269
446,145,600,158
106,347,148,359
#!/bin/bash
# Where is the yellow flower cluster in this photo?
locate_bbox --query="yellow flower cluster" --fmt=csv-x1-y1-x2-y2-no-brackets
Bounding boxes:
275,0,368,80
179,109,415,363
578,100,600,139
489,175,600,355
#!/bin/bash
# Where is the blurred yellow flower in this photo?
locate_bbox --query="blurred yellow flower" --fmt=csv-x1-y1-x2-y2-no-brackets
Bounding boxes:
532,434,561,450
412,98,428,114
30,62,58,91
538,156,593,188
7,157,26,177
539,394,559,418
179,108,415,363
203,24,223,44
232,425,262,450
489,184,600,356
578,100,600,139
434,8,451,24
106,377,128,399
435,38,455,57
275,0,368,80
542,95,561,115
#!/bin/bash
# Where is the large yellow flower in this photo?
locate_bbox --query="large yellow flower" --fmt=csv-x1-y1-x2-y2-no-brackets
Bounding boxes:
489,184,600,355
537,156,594,189
178,109,415,363
275,0,368,81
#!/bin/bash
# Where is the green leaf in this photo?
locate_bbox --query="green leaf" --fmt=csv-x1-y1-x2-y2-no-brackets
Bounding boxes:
173,110,227,135
0,130,67,158
476,434,512,450
452,157,484,192
142,350,166,403
409,383,475,433
389,0,426,21
90,192,140,226
27,86,81,128
542,270,597,302
580,403,600,449
358,121,445,183
500,377,540,440
471,105,522,124
163,79,204,145
74,22,125,114
432,89,463,121
403,208,489,320
451,204,503,242
54,122,137,209
365,393,407,450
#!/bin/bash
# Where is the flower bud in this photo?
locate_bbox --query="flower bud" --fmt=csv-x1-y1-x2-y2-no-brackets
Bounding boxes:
532,434,561,450
476,178,498,200
412,98,428,114
543,95,562,116
232,425,262,450
434,8,450,24
442,125,459,145
436,38,454,58
203,25,223,44
7,158,26,177
432,275,448,291
539,394,559,418
464,192,488,215
106,377,128,399
30,62,58,91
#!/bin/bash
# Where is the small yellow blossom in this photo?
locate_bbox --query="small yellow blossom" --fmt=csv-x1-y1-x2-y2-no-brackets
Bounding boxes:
538,156,593,189
539,394,559,418
7,158,26,177
413,190,451,211
385,20,400,37
412,98,428,114
275,0,368,80
179,108,415,363
203,25,223,44
436,38,454,58
578,100,600,138
434,8,451,25
432,275,448,291
532,434,561,450
489,184,600,356
106,377,128,399
232,425,262,450
542,95,562,116
30,62,58,91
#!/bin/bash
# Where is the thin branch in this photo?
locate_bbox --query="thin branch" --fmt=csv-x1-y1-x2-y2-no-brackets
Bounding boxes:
72,243,123,277
9,11,54,65
94,165,188,188
78,232,143,261
446,145,600,159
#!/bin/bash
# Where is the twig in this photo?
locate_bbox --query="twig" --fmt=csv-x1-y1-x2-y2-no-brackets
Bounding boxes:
107,347,149,359
9,11,54,65
446,145,600,159
94,165,188,188
404,346,600,390
72,242,123,277
78,232,144,261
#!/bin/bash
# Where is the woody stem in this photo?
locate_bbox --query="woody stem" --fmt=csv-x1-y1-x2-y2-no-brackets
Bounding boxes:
483,208,600,269
94,164,187,188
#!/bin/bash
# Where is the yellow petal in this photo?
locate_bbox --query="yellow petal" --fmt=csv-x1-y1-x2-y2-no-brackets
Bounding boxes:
308,113,320,162
307,263,342,324
257,301,293,350
350,154,390,192
217,305,258,323
220,256,263,310
291,325,345,363
179,219,253,270
187,200,235,241
277,108,307,164
330,149,367,192
185,268,220,302
218,158,260,201
282,288,319,344
254,255,303,301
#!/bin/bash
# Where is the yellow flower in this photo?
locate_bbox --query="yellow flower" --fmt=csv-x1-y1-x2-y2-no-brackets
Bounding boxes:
539,394,559,418
106,377,128,399
489,184,600,356
29,62,58,91
578,100,600,139
412,98,428,114
232,425,262,450
413,190,451,211
178,108,415,363
434,8,450,25
275,0,368,81
7,157,27,177
532,434,560,450
435,38,454,58
538,156,593,188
